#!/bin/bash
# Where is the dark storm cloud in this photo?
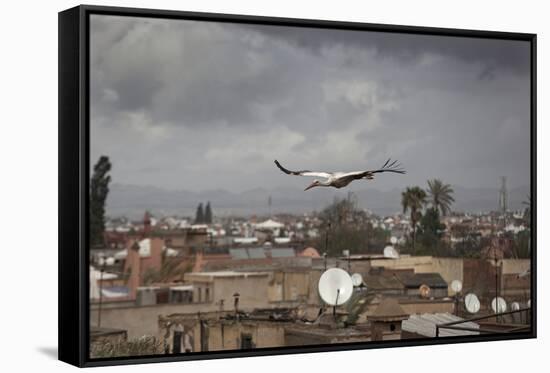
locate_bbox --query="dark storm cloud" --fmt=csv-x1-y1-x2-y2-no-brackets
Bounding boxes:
244,24,530,77
89,15,531,193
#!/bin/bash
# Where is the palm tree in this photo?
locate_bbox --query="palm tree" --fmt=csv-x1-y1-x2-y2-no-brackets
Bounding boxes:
402,186,427,251
426,179,455,216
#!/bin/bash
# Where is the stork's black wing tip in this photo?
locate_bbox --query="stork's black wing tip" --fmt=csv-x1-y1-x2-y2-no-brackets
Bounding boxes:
274,159,291,174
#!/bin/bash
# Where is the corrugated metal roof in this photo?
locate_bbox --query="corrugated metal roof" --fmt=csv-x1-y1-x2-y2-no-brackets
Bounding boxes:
402,313,479,337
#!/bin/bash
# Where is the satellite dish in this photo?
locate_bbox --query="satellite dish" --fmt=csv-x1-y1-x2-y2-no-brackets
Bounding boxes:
527,299,531,308
450,280,463,293
491,297,507,313
318,268,353,306
383,245,399,259
105,257,115,266
390,236,397,244
351,273,363,287
511,302,520,311
464,293,480,314
419,284,431,298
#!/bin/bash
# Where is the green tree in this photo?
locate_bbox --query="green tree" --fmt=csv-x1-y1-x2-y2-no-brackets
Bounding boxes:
204,201,213,224
416,207,447,255
314,196,377,256
195,203,204,224
511,230,530,259
90,156,111,247
426,179,455,216
401,186,427,252
452,224,482,258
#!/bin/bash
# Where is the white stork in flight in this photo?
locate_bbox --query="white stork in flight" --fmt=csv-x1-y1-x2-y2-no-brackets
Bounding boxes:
274,158,405,191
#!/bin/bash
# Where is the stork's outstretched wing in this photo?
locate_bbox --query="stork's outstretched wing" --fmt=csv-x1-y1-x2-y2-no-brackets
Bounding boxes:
274,160,331,179
338,158,406,182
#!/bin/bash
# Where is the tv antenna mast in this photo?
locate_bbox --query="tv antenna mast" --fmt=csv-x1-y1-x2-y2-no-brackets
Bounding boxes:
451,280,463,315
499,176,508,221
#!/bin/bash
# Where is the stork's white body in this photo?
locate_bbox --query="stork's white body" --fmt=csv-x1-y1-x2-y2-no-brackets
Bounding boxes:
274,159,405,191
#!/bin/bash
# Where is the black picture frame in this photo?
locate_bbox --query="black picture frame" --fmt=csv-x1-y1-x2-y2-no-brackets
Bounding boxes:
59,4,537,367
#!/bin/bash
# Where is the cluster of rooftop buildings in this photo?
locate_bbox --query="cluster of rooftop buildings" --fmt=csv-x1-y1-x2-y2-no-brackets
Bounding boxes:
89,210,531,357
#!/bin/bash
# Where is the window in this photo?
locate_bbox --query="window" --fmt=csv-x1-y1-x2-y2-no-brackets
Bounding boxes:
240,333,253,349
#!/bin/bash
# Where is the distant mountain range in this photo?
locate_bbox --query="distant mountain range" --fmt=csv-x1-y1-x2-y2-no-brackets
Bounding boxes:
105,183,530,219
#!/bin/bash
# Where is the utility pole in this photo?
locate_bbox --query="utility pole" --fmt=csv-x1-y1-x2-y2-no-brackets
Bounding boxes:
499,176,508,227
324,222,331,262
97,263,105,328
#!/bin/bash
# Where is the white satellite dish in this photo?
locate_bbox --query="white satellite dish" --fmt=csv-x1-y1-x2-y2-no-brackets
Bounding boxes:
527,299,531,308
105,257,115,266
383,245,399,259
511,302,520,311
318,268,353,306
464,293,480,314
390,236,397,245
450,280,463,293
351,273,363,287
491,297,507,313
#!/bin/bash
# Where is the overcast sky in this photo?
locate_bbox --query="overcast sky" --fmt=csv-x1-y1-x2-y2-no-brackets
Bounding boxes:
90,15,531,193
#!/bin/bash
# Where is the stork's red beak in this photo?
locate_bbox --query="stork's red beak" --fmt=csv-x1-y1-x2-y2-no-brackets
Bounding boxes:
304,182,316,191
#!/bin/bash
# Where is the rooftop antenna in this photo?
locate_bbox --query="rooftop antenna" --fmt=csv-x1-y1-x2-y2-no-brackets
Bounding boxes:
450,280,463,315
499,176,508,221
233,292,240,319
343,249,351,272
97,263,106,328
492,249,501,322
324,222,331,261
318,268,353,320
464,293,481,314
